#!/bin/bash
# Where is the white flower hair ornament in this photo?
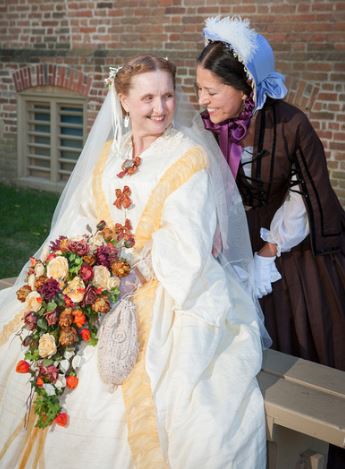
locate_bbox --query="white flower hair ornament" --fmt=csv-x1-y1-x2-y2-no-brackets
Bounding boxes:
203,16,258,65
104,65,122,87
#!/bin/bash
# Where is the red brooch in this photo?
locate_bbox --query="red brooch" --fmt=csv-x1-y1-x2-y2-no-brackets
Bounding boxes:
115,219,135,248
114,186,132,210
117,156,141,178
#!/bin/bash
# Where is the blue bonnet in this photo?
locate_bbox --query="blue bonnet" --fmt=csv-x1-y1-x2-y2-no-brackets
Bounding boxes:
203,17,288,111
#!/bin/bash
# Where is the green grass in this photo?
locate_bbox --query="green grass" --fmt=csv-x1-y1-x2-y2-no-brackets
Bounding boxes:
0,183,59,278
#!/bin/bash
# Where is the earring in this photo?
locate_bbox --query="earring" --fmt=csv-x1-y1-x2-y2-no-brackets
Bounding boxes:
124,113,130,129
240,96,247,114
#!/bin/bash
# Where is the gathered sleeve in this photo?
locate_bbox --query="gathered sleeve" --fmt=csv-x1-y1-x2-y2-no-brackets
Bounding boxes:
260,181,309,256
151,169,231,327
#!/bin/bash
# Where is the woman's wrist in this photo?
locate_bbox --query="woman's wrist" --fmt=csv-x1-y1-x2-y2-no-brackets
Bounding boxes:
258,242,278,257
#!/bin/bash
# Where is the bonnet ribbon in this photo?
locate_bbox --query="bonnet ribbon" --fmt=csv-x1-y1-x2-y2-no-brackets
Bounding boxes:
201,96,255,179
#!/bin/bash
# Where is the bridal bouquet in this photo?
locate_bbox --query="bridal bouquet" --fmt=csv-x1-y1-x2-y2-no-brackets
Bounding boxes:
15,220,134,429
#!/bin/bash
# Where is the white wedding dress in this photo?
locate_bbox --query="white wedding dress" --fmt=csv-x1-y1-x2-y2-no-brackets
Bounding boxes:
0,127,266,468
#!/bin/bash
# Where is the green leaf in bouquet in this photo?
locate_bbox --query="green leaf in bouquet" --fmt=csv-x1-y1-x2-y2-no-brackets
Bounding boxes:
24,351,33,361
37,318,48,331
47,301,57,312
53,353,64,362
34,394,61,428
32,330,40,340
37,304,47,316
69,263,82,276
55,294,66,307
25,349,40,361
29,337,39,350
50,330,59,341
109,288,120,303
42,358,54,366
89,336,98,346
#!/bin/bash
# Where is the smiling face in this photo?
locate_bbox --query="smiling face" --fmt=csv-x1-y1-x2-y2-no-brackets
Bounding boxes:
119,70,176,144
196,65,246,124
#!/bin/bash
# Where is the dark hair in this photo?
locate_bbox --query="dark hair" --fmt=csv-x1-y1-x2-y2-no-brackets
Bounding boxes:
115,55,176,96
197,41,252,96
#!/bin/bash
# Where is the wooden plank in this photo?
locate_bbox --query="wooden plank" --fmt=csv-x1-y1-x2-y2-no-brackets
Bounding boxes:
0,277,16,290
262,349,345,398
258,371,345,447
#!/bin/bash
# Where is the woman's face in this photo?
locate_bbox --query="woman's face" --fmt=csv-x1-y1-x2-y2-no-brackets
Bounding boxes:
119,70,176,141
196,65,246,123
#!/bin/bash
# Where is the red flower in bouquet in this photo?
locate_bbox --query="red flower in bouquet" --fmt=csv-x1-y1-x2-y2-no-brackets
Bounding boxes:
96,244,118,269
66,375,78,389
39,364,59,384
73,310,86,328
16,360,30,373
50,236,68,252
81,284,98,307
38,278,61,301
54,412,68,427
45,310,59,326
80,328,91,341
80,263,94,282
24,311,38,331
36,376,44,387
68,239,89,256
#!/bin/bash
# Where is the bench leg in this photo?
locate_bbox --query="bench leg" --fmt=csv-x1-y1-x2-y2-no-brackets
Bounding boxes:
298,449,326,469
266,421,328,469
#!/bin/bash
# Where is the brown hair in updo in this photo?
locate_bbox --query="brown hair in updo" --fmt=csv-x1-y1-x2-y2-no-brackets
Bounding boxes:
114,55,177,96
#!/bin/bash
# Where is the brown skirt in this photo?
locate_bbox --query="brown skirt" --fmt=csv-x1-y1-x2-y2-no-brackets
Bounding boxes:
260,240,345,371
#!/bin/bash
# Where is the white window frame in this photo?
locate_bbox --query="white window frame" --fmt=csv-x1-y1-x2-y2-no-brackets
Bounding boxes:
17,86,87,192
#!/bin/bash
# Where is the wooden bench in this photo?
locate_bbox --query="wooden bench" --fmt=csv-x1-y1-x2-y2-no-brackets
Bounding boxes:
0,277,16,290
1,277,345,468
259,349,345,469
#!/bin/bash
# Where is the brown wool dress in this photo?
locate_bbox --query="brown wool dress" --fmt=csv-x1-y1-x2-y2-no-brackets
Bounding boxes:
235,99,345,372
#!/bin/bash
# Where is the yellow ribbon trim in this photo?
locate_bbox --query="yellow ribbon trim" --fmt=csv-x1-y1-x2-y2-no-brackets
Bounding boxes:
0,418,25,462
32,427,47,469
92,140,114,225
0,406,46,469
135,146,207,250
0,311,24,346
122,279,169,469
18,426,39,469
122,146,207,467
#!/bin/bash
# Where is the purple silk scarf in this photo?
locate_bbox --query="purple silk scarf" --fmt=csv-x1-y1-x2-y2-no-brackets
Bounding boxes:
201,96,255,179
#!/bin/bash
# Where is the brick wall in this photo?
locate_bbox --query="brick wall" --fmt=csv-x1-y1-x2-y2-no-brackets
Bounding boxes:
0,0,344,203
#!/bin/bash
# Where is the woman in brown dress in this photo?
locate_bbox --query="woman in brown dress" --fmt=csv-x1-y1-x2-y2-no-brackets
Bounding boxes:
196,16,345,468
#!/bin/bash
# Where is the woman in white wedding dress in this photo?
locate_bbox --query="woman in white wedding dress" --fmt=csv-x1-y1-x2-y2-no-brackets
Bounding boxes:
0,55,266,469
